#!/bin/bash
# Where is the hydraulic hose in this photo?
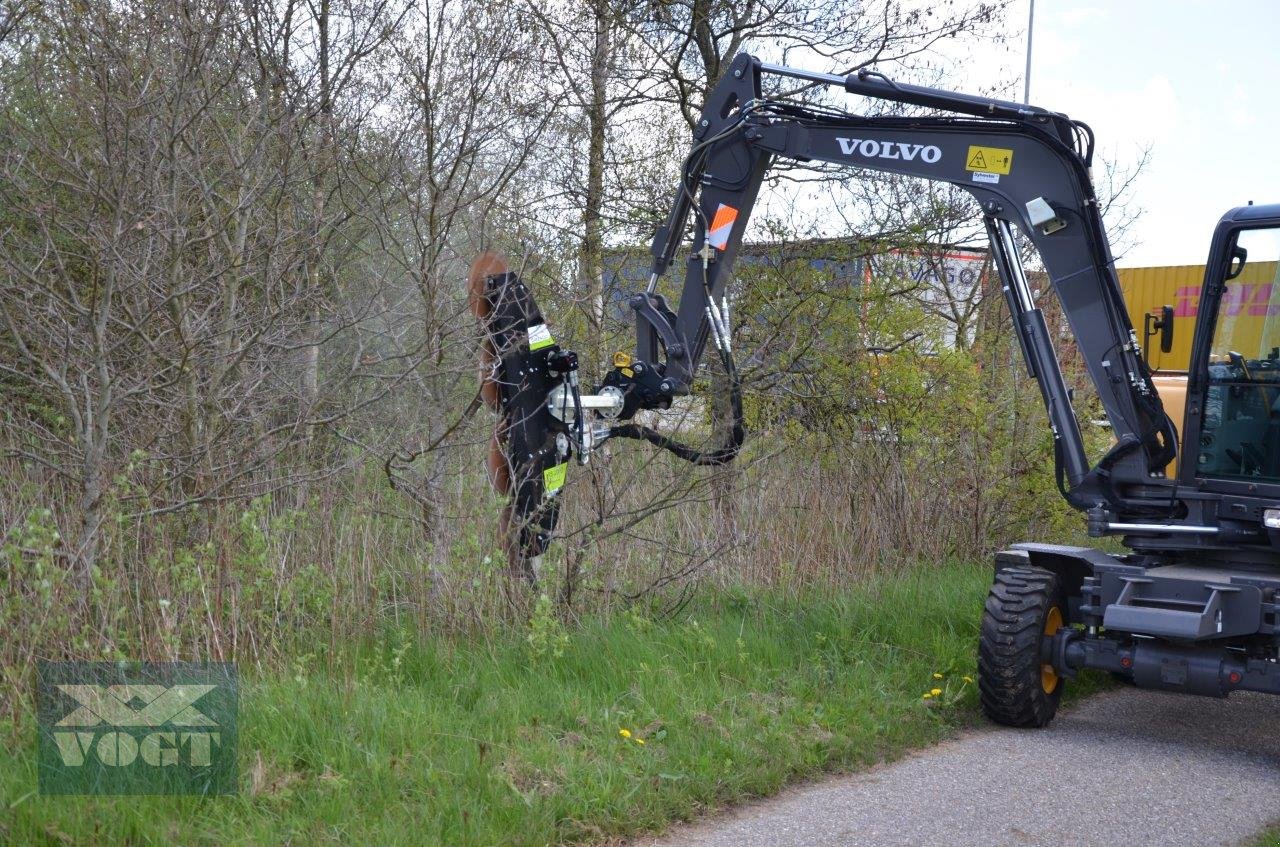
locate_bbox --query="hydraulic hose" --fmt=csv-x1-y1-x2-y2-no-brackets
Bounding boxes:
608,343,745,466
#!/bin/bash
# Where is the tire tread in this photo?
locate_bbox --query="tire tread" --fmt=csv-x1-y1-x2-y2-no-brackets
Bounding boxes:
978,565,1063,728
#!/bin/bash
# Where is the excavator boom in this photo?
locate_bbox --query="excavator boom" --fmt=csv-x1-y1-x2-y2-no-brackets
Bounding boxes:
475,52,1181,576
637,53,1176,510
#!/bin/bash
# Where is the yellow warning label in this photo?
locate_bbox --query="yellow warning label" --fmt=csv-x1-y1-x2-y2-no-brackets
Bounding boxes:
543,462,567,493
966,145,1013,175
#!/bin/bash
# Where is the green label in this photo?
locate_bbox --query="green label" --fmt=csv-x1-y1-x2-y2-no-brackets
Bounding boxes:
528,323,554,351
543,462,567,493
37,662,238,795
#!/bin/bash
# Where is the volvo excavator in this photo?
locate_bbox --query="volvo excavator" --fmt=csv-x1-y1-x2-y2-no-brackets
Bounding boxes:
469,53,1280,726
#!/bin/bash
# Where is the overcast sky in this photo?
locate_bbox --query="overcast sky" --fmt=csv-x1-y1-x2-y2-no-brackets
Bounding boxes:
1009,0,1279,267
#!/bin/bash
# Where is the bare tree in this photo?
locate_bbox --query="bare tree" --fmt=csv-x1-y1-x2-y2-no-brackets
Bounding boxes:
374,0,560,535
520,0,675,373
0,0,34,48
632,0,1003,129
0,0,409,578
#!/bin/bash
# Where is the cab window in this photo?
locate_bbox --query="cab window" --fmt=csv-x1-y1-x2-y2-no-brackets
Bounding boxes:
1199,226,1280,481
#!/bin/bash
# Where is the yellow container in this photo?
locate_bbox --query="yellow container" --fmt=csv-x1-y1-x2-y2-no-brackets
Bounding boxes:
1117,264,1205,373
1119,261,1280,476
1119,262,1280,373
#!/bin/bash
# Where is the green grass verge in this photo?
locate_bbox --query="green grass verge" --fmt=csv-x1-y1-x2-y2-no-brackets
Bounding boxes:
1251,825,1280,846
0,561,1101,845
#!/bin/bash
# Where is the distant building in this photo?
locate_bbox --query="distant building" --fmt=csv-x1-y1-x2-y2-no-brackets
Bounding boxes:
603,237,990,350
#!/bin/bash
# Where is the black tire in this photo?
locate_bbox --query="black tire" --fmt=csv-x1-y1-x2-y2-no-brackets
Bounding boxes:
978,565,1065,728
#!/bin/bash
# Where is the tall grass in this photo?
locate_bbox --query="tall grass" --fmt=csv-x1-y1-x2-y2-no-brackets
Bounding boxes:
0,563,1009,846
0,410,1084,721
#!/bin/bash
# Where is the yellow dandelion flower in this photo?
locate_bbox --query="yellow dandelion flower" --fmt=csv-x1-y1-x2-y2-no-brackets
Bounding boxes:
932,673,944,680
619,728,631,739
930,687,942,697
635,738,646,745
962,676,974,684
922,692,933,699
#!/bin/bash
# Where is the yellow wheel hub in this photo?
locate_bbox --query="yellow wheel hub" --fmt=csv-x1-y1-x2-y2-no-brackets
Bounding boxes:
1041,605,1064,694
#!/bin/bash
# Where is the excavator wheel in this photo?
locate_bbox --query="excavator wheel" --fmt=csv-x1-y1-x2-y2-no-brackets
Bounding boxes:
978,565,1065,728
468,253,567,585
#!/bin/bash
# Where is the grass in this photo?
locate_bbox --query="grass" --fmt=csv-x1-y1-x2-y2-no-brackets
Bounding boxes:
0,560,1097,846
1253,826,1280,846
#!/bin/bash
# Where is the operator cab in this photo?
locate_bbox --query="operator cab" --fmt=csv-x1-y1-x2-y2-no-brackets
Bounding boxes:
1195,223,1280,482
1180,206,1280,529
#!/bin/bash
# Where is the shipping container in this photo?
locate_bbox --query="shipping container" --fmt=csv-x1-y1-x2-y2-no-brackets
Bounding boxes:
1119,261,1280,477
1118,261,1280,373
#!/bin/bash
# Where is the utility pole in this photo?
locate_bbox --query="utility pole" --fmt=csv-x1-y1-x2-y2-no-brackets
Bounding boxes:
1024,0,1035,104
1012,0,1036,468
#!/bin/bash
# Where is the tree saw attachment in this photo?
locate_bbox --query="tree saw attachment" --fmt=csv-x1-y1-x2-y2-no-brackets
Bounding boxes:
468,255,627,582
469,252,745,582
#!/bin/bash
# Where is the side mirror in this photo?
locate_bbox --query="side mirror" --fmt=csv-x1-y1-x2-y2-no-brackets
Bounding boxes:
1143,305,1175,362
1226,244,1248,280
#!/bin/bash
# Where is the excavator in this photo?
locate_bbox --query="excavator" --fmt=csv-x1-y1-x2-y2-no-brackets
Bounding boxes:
469,53,1280,727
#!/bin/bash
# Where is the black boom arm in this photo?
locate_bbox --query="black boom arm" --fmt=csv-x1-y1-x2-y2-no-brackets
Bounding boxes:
625,53,1177,513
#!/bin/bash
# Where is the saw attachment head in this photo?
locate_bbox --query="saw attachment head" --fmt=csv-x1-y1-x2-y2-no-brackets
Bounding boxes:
468,254,569,582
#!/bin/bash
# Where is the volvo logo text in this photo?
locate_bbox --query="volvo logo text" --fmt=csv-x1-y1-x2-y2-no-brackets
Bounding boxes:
835,138,942,164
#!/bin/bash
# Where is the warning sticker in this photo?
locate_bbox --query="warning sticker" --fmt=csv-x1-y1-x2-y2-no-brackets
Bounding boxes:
706,204,739,251
543,462,567,494
527,323,554,351
965,145,1013,175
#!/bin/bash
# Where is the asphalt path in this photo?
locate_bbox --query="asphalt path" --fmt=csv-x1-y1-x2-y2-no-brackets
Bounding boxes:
638,688,1280,847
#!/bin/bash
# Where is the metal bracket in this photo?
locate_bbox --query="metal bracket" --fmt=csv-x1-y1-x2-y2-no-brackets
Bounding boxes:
630,292,690,386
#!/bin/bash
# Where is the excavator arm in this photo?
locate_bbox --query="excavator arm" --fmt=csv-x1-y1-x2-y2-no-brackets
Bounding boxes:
473,53,1180,578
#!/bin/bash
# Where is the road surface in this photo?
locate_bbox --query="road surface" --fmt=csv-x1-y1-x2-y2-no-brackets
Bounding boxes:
639,688,1280,847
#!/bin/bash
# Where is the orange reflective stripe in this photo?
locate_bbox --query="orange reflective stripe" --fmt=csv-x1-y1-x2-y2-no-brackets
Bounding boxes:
707,204,738,250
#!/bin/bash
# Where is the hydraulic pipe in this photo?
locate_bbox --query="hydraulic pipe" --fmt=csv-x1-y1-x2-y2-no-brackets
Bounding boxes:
759,61,1055,120
986,215,1091,489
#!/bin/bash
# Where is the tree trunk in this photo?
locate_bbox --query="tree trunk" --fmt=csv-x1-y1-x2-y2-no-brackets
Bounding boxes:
555,0,619,596
579,0,610,374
